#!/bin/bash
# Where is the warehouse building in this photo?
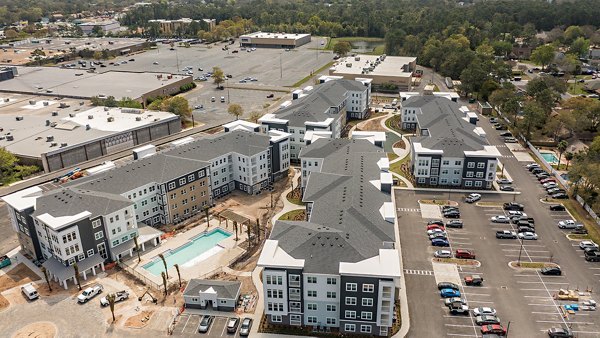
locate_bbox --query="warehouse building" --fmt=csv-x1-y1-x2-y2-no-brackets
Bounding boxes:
239,32,311,49
329,54,416,91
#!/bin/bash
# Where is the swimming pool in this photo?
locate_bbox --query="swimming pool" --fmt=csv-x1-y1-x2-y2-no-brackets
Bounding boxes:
540,152,559,164
143,228,231,276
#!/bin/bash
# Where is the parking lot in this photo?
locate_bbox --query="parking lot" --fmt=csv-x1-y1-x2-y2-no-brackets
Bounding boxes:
171,313,249,338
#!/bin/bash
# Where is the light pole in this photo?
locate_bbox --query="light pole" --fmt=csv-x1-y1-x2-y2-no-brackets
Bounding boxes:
226,78,230,104
280,53,283,79
517,239,524,266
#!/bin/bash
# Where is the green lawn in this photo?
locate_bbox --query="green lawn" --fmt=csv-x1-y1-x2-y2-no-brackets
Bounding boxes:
385,115,404,134
286,190,304,206
560,199,600,246
390,154,410,176
290,61,334,88
278,209,306,221
387,152,399,161
568,81,587,95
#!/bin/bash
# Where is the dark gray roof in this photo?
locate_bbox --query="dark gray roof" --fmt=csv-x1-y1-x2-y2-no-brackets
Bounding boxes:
272,139,394,274
273,80,361,127
164,129,271,160
404,96,488,157
32,187,132,218
183,279,241,299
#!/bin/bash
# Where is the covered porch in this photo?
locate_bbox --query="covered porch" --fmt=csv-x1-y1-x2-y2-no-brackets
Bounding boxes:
42,254,105,290
114,225,163,261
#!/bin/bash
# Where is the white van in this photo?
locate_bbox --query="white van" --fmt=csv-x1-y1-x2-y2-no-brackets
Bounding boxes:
21,283,39,300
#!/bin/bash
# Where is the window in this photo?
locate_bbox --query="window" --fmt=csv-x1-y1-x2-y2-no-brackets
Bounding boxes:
418,177,426,184
307,276,317,284
477,162,485,168
466,171,474,178
442,160,450,165
361,312,373,320
361,325,372,333
271,315,282,323
432,159,440,166
77,253,85,261
188,174,195,182
345,297,357,305
307,303,317,311
307,290,317,297
441,169,449,175
92,219,101,228
326,318,336,325
110,217,114,223
345,310,356,319
465,181,473,187
326,291,336,299
179,178,186,185
289,274,300,287
362,298,374,306
475,181,483,187
87,249,94,257
454,169,461,175
467,162,475,168
326,304,336,312
476,172,484,178
94,231,103,240
363,284,374,293
346,283,357,292
441,178,448,184
345,324,356,332
112,240,119,246
289,288,300,300
168,182,176,190
198,170,205,178
326,277,337,285
307,316,317,324
454,161,462,166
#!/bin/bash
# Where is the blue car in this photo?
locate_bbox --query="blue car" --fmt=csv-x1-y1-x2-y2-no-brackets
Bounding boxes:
440,288,461,298
431,238,450,247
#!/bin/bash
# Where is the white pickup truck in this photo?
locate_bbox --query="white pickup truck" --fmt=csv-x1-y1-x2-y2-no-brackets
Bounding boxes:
100,290,129,306
77,284,103,303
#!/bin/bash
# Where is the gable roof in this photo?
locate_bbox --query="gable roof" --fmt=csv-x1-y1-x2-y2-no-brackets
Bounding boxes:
183,279,241,300
32,187,132,220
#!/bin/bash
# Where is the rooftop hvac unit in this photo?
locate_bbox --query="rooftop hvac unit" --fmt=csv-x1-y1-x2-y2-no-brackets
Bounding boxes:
88,115,94,119
46,136,54,142
60,143,67,147
107,117,114,122
4,98,9,102
43,101,49,106
154,118,160,121
59,102,69,108
45,120,50,126
86,124,91,130
104,107,109,111
50,142,57,147
28,100,36,105
6,135,13,141
69,113,75,117
135,116,142,121
79,101,84,106
51,111,58,116
15,116,23,121
50,122,57,127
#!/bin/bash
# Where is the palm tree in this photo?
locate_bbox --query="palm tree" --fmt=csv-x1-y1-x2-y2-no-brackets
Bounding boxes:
246,223,252,246
174,264,182,288
556,140,568,168
107,293,116,322
203,205,210,229
41,266,52,292
256,218,260,241
133,233,141,263
73,263,82,290
565,151,574,170
158,253,169,279
233,221,239,241
161,271,168,296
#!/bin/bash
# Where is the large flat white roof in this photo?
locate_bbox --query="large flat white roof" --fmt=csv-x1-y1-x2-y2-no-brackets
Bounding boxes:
241,31,311,40
339,249,401,278
331,54,416,78
2,185,43,211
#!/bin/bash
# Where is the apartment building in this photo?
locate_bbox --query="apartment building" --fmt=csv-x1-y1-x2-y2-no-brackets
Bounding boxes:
258,138,400,336
259,79,371,161
402,96,501,189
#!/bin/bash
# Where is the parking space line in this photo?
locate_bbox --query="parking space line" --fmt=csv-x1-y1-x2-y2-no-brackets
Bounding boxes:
502,249,550,253
443,315,473,319
528,303,561,306
446,334,478,337
445,324,476,328
536,320,596,325
462,293,490,296
520,288,560,292
531,311,561,315
516,281,569,284
181,315,191,333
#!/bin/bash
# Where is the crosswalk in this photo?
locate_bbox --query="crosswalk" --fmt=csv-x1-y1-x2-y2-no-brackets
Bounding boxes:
404,269,434,276
397,208,421,212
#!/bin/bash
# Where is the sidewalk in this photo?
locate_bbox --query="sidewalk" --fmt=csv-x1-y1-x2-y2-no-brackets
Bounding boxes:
271,168,303,225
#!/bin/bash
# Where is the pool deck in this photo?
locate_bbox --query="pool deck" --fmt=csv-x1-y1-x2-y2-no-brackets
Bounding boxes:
121,219,247,286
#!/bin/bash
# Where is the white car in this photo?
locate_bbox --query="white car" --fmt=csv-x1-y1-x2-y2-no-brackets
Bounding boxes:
427,228,446,236
77,284,103,303
543,182,558,188
518,232,538,240
580,241,599,250
465,193,482,203
472,307,497,316
491,216,510,223
558,220,577,229
434,250,452,258
508,211,526,217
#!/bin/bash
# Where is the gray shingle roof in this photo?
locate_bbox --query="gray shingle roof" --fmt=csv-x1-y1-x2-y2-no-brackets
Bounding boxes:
183,279,241,299
32,187,132,218
164,129,271,160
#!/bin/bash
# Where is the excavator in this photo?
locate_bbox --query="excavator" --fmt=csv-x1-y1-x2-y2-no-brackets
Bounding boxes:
138,288,158,304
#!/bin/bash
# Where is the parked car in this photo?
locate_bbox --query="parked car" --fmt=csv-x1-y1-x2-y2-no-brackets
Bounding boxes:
429,232,448,240
558,220,578,229
579,241,599,250
540,266,562,276
508,211,526,217
434,250,452,258
504,137,517,143
481,324,506,335
552,193,569,199
500,185,515,191
455,249,476,259
428,220,445,226
496,230,517,239
518,232,538,240
465,193,482,203
266,93,274,98
100,290,129,306
549,204,566,211
464,274,483,286
77,284,103,303
503,202,524,211
427,228,446,236
548,188,566,195
547,327,574,338
438,282,460,291
490,215,510,223
198,315,214,333
440,288,461,298
442,206,459,212
527,163,540,169
543,182,558,188
449,304,470,315
499,132,513,137
540,178,556,184
490,118,498,123
584,250,600,262
21,283,39,300
0,255,11,268
444,211,461,218
226,317,240,333
512,216,535,225
473,307,497,316
427,224,445,231
517,225,536,234
572,225,588,234
445,297,467,307
431,238,450,247
476,315,500,325
497,178,512,185
446,220,464,228
239,318,253,336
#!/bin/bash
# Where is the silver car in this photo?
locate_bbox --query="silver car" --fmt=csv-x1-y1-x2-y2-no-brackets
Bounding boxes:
434,250,452,258
239,318,252,336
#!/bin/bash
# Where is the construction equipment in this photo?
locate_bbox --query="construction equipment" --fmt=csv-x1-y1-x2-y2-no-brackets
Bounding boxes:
555,289,579,301
138,288,158,304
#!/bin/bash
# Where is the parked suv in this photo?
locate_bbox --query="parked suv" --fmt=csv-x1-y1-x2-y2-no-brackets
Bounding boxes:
496,230,517,239
455,249,476,259
503,202,524,211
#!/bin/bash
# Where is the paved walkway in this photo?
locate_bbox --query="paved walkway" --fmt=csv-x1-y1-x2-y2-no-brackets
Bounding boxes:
271,168,303,225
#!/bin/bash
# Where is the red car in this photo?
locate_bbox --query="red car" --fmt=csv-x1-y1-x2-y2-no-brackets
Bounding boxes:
481,324,506,335
427,224,446,231
455,249,476,259
540,178,556,184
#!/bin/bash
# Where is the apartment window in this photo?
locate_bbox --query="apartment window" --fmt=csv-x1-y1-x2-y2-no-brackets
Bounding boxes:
77,253,85,261
346,283,357,292
475,181,483,187
94,231,103,240
326,291,336,299
441,169,449,175
168,182,176,190
455,161,462,165
454,169,461,175
198,170,205,178
363,284,374,293
307,290,317,297
87,249,94,257
326,277,337,285
92,219,101,228
467,162,475,168
307,316,317,324
289,274,300,287
362,298,374,306
307,276,317,284
307,303,317,311
418,178,426,184
345,310,356,319
361,325,372,333
432,159,440,166
112,240,119,246
326,318,336,325
442,160,450,165
476,172,483,178
477,162,485,169
326,304,336,312
289,288,300,300
121,236,128,242
465,181,473,187
110,217,114,223
271,315,282,323
452,179,460,185
345,324,356,332
170,193,176,199
187,174,195,182
179,178,186,185
466,171,474,178
361,312,373,320
345,297,357,305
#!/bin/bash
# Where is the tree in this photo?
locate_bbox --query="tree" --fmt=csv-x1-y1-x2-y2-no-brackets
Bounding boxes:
41,266,52,292
174,264,182,288
562,96,600,131
256,218,260,241
565,151,574,170
384,29,405,56
5,29,18,39
248,111,263,123
73,263,81,290
93,51,103,60
492,40,512,58
520,101,546,140
570,37,590,58
212,67,225,88
203,205,210,228
158,253,169,279
161,96,192,119
530,44,555,71
564,25,584,43
92,25,104,37
161,271,168,296
246,223,252,246
107,293,116,322
557,140,568,167
333,41,351,56
228,104,243,120
133,233,141,263
233,221,239,241
460,59,488,98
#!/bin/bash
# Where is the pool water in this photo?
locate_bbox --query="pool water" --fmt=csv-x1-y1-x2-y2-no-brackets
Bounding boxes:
143,228,231,275
540,152,559,164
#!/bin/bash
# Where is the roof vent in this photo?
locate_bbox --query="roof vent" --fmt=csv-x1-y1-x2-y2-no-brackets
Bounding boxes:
88,115,94,119
46,135,54,142
60,142,67,147
86,124,91,130
43,101,49,106
69,113,75,118
50,142,57,147
6,135,14,141
51,111,58,116
107,117,114,122
136,116,142,121
15,116,23,121
45,120,50,126
104,107,109,111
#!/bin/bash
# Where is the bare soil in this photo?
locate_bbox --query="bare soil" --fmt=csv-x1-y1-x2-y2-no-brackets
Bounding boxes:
0,294,9,310
355,115,387,132
12,321,57,338
0,263,40,293
124,310,154,329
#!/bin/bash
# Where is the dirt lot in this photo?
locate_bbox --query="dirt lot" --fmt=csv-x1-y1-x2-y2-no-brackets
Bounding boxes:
0,264,40,293
355,115,388,132
12,321,57,338
125,310,154,329
0,293,9,310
